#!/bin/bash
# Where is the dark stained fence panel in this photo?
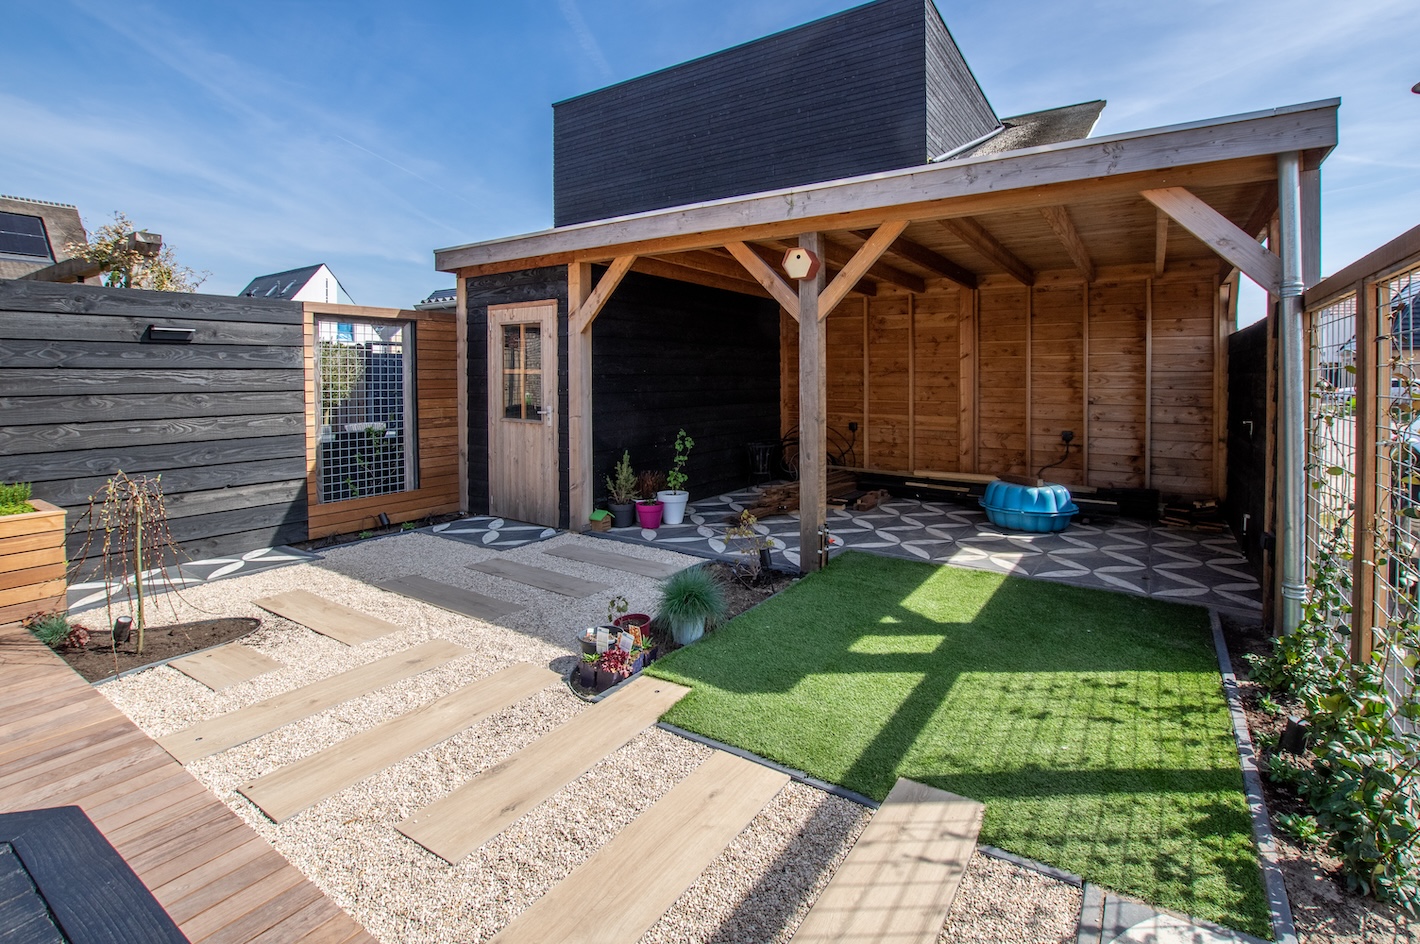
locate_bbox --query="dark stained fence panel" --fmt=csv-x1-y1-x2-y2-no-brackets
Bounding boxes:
0,279,308,568
1227,318,1268,570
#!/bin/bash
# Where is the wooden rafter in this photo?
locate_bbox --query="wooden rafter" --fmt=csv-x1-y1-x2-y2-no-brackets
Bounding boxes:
1039,206,1095,282
851,229,977,289
1141,187,1281,295
939,217,1035,286
819,221,908,319
570,255,635,334
632,256,768,300
726,242,800,318
822,235,925,294
1154,211,1169,277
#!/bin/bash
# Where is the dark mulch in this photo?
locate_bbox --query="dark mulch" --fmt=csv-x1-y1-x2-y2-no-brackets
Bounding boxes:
56,617,261,683
1219,611,1415,943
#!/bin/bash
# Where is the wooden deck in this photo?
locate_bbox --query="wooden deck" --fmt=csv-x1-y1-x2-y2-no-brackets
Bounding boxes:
0,623,375,944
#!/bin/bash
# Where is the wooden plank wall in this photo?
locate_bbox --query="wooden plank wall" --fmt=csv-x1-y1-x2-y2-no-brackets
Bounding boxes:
782,266,1225,499
0,280,309,564
304,304,460,539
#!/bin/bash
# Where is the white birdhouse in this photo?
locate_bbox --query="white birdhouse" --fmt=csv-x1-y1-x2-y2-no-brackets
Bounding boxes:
782,247,821,281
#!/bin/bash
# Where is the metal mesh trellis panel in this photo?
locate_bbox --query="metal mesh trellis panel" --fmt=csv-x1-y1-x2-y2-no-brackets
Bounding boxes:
1305,292,1358,590
315,319,415,503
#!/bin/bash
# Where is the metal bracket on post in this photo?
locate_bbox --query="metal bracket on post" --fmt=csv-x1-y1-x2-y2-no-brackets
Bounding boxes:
818,527,830,570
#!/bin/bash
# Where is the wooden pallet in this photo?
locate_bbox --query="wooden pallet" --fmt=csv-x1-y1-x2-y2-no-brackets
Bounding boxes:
253,590,399,646
171,645,282,691
238,663,557,823
467,558,611,597
490,751,787,943
398,676,689,863
789,778,983,943
158,640,467,764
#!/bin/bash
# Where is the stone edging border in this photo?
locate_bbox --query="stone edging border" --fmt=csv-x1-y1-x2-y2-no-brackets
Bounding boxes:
1209,607,1298,944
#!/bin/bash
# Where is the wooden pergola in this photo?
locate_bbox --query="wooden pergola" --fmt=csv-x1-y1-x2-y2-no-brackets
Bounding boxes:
438,99,1336,589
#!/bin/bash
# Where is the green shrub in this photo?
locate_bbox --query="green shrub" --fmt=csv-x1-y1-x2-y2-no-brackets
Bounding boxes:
0,482,33,517
23,611,90,651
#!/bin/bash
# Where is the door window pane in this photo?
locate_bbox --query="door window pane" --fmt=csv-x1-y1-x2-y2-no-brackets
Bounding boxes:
501,323,544,420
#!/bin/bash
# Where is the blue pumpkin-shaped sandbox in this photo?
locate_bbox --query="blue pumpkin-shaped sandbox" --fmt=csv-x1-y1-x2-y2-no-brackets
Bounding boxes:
980,480,1078,533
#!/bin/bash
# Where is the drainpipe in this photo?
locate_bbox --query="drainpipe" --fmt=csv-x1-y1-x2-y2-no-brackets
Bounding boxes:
1277,151,1306,635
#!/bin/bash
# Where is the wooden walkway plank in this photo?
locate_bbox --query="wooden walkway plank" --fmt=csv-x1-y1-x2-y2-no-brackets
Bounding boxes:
788,778,984,944
158,639,468,764
375,574,521,621
467,558,611,597
543,543,683,578
134,824,258,888
253,590,398,646
239,663,557,822
172,644,283,690
182,866,315,944
490,751,788,944
398,676,690,863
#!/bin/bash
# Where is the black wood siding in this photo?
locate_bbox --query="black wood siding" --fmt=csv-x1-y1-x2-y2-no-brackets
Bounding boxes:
0,280,309,564
553,0,997,227
1226,318,1268,571
464,268,780,527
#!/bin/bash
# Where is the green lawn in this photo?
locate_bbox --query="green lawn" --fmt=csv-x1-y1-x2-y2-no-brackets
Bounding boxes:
647,551,1269,937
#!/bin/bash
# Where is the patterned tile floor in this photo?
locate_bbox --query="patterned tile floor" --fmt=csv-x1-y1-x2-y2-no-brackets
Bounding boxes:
67,545,322,612
428,516,560,549
593,488,1263,615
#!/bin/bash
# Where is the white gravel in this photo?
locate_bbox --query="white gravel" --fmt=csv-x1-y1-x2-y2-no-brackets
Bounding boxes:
96,529,1084,943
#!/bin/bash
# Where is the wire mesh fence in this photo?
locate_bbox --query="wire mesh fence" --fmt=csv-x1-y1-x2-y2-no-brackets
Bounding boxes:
315,319,415,503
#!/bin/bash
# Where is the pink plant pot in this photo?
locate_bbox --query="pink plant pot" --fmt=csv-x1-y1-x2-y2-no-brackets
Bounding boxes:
636,501,663,529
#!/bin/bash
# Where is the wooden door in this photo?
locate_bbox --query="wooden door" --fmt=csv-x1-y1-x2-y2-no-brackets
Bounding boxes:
488,301,559,525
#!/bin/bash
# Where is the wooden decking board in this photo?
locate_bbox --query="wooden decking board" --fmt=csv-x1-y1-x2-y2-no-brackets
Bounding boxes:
166,849,291,924
253,589,398,646
490,751,788,944
246,898,355,944
375,574,522,621
0,624,370,944
467,558,611,597
0,691,100,736
788,778,984,944
172,644,283,690
158,639,468,763
240,662,557,822
543,544,684,578
156,838,274,907
399,676,690,863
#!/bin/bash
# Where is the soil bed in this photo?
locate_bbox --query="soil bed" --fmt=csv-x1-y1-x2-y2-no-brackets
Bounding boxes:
1219,611,1416,943
58,617,261,683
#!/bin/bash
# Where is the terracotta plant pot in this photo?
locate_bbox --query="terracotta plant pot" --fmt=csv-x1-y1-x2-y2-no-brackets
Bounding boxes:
635,500,663,529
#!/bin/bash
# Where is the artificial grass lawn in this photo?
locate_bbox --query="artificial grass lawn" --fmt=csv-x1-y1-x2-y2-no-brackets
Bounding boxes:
647,551,1269,937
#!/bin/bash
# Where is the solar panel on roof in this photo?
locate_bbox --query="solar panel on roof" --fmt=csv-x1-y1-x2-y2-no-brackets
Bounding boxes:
0,212,51,258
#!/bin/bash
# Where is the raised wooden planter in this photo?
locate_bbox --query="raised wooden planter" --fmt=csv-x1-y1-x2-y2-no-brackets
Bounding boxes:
0,499,67,625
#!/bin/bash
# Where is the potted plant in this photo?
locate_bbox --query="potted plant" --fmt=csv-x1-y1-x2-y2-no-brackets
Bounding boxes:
655,565,728,647
635,470,664,530
595,645,633,692
725,509,775,583
605,451,637,528
578,652,598,688
657,429,694,525
607,594,651,635
0,482,67,627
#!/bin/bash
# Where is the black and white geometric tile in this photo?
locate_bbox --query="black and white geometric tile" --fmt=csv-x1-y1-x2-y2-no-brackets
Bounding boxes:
427,516,559,550
67,545,322,612
594,490,1262,613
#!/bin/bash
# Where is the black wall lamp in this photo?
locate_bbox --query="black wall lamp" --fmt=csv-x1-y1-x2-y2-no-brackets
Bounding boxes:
145,325,196,343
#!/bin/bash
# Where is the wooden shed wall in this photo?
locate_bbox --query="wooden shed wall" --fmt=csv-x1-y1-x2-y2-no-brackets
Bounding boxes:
782,265,1226,499
303,303,461,539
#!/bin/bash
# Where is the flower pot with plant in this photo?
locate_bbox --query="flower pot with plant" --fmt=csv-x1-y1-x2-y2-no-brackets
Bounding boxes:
655,565,728,647
605,451,637,528
635,470,665,530
657,429,694,525
607,594,650,635
578,653,598,688
725,509,775,585
595,645,634,692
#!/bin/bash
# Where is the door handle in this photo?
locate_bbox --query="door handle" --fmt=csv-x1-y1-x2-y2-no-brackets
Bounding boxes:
536,407,553,416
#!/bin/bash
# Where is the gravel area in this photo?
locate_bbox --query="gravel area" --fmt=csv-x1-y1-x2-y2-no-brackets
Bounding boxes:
97,530,1086,944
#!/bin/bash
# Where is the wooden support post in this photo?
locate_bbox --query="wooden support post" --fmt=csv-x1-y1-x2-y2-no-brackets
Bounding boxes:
456,273,469,513
1145,279,1154,489
798,232,828,574
1356,279,1381,664
1301,167,1322,289
862,296,872,468
1081,286,1090,483
1213,274,1228,499
958,288,977,472
1025,287,1034,475
908,293,917,471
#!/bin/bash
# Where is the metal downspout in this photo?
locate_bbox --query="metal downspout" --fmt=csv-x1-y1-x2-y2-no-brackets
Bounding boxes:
1278,151,1307,634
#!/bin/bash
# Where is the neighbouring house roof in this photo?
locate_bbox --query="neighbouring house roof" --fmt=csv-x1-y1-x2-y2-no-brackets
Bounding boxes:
414,287,456,310
0,195,87,280
238,263,354,304
943,100,1107,161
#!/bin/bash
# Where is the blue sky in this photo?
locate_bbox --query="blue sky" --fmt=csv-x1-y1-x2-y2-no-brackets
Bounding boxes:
3,1,1415,309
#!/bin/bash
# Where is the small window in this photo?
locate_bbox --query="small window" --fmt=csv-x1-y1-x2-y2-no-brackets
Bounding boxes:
0,212,51,259
501,323,544,420
315,319,417,502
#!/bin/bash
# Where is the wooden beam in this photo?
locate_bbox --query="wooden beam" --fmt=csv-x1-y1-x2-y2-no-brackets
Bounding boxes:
1154,211,1169,277
819,220,908,320
854,230,977,289
798,232,827,574
823,234,925,294
569,255,635,335
1241,185,1280,242
1039,205,1095,282
630,257,769,299
939,217,1035,286
726,242,800,318
756,241,878,297
1142,187,1281,295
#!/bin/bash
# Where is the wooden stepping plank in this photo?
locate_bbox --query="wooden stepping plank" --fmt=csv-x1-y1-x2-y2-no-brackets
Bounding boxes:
544,544,682,579
157,639,468,765
170,644,282,691
238,663,557,823
490,751,787,944
468,558,611,597
789,778,984,944
399,675,689,863
375,575,521,621
253,589,398,645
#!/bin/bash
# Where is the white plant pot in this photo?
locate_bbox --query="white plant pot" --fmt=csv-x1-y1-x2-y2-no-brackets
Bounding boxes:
657,490,690,525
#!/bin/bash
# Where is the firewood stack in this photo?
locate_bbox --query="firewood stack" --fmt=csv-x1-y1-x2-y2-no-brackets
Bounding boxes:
736,469,858,520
